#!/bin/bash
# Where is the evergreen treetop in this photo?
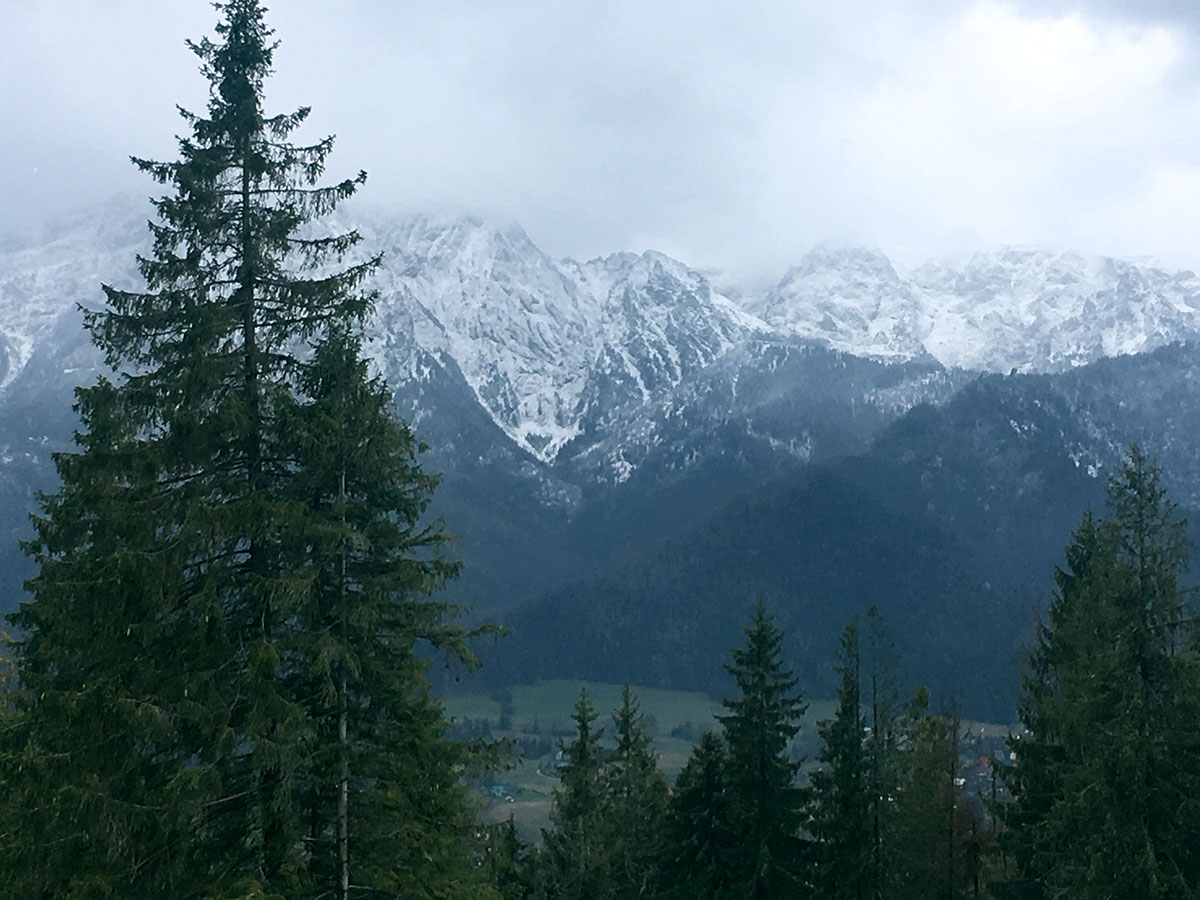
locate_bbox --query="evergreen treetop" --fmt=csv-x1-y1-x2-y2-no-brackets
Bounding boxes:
540,689,609,900
3,3,488,897
604,684,669,900
661,730,735,900
998,446,1200,900
810,617,868,900
718,599,808,898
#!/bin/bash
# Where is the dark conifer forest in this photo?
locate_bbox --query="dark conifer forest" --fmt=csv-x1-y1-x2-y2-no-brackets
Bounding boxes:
3,3,1200,898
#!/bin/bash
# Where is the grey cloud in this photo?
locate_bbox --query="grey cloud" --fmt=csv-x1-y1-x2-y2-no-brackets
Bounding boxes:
1030,0,1200,29
3,1,1199,282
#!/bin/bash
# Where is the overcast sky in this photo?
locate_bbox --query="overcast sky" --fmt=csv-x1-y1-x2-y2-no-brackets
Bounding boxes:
4,0,1200,280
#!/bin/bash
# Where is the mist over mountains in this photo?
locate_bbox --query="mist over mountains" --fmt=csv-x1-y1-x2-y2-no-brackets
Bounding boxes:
3,198,1199,717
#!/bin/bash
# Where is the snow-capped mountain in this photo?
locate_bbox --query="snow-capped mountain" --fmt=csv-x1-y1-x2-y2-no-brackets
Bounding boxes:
752,243,1200,373
0,196,145,392
3,197,1200,483
914,249,1200,372
5,198,1200,713
356,211,761,461
353,220,1200,469
745,244,929,362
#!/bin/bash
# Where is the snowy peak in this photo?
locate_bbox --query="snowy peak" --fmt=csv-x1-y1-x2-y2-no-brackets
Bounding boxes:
357,215,758,461
4,197,1200,470
0,199,146,392
913,247,1200,371
747,243,927,361
361,213,597,458
731,241,1200,373
580,250,759,373
0,203,761,464
567,250,759,431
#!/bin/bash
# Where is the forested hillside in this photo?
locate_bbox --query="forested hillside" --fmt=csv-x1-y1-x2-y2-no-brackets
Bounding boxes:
485,346,1200,718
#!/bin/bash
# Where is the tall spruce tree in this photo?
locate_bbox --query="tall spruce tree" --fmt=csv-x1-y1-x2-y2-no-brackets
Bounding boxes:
999,447,1200,900
485,817,536,900
286,328,486,899
601,685,669,900
2,3,485,897
808,609,904,900
540,690,610,900
661,731,735,900
809,617,869,900
893,690,962,900
717,600,809,898
0,629,15,891
991,512,1110,900
861,606,904,900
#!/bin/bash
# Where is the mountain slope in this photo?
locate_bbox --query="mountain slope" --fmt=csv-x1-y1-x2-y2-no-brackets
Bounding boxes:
485,343,1200,719
4,199,1200,722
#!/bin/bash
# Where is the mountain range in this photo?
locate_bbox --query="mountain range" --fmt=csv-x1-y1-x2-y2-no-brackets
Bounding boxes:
3,197,1199,718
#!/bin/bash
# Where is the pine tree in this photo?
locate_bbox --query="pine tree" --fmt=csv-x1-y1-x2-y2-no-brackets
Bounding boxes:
0,628,18,892
660,731,735,900
717,600,809,898
861,606,905,900
803,609,905,900
287,328,486,899
540,689,610,900
991,512,1109,900
2,3,487,897
485,817,536,900
5,379,224,897
892,689,962,900
809,617,869,900
998,446,1200,899
601,684,669,900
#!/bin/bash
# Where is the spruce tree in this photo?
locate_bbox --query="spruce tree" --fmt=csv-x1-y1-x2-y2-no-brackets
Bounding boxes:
992,512,1109,900
861,606,904,900
998,446,1200,899
540,690,610,900
660,731,735,900
809,617,869,900
893,690,962,900
2,3,486,897
0,629,17,892
602,684,669,900
287,328,485,899
485,817,535,900
717,600,809,898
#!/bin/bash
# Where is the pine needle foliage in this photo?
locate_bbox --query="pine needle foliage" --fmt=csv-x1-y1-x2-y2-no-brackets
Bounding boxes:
892,690,962,900
997,446,1200,900
2,3,486,897
661,730,736,900
861,606,905,900
285,328,486,899
602,684,669,900
540,689,609,900
717,600,808,899
809,617,869,900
